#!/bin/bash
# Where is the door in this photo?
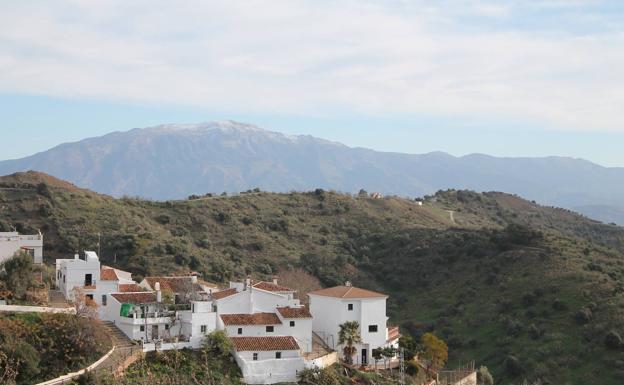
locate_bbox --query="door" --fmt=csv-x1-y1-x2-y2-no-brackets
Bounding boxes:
152,325,159,340
361,348,368,365
85,274,92,286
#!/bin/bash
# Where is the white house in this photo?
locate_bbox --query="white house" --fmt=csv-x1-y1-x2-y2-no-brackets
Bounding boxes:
0,231,43,264
230,336,305,384
308,282,400,366
55,251,138,318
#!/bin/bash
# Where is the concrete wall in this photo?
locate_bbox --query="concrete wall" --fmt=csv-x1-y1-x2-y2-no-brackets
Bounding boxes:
234,353,304,384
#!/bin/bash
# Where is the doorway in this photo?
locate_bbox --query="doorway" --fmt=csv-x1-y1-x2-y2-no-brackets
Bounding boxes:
85,274,92,286
361,348,368,365
152,325,159,340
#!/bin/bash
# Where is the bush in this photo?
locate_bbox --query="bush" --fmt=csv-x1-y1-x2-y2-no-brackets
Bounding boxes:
574,307,593,324
504,355,522,376
605,331,623,349
477,365,494,385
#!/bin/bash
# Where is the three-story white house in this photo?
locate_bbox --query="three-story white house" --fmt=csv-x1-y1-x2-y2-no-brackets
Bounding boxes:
308,282,400,366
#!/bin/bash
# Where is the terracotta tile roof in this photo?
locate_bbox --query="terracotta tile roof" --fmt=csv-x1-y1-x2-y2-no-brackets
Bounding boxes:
230,336,299,351
387,325,401,342
111,292,156,304
118,284,143,293
100,268,118,281
221,312,282,325
211,288,238,300
308,285,387,299
252,281,293,292
144,277,204,293
276,306,312,319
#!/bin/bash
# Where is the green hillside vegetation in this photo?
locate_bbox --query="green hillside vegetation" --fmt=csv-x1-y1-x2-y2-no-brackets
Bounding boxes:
2,171,624,384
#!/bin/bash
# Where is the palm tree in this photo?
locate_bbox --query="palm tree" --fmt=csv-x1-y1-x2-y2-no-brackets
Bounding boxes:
338,321,362,365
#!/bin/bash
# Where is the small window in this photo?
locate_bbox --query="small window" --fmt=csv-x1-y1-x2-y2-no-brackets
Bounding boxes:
140,325,145,332
275,352,282,359
102,295,107,306
201,325,207,333
212,304,217,312
266,326,274,333
368,325,378,333
192,303,195,313
290,321,295,327
238,328,243,335
348,303,353,311
63,275,66,283
253,353,258,361
86,294,94,300
165,324,170,330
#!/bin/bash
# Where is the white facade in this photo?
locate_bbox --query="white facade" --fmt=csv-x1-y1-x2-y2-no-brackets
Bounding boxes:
0,231,43,264
308,284,399,366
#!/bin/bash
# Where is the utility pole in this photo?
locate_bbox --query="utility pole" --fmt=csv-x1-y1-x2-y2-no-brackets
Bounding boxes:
399,347,405,385
97,232,101,259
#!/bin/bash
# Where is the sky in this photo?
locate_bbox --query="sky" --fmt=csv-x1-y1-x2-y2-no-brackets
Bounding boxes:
1,0,624,166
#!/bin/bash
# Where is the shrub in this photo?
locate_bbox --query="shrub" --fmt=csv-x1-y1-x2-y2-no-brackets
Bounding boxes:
504,355,522,376
574,307,593,324
605,331,623,349
477,365,494,385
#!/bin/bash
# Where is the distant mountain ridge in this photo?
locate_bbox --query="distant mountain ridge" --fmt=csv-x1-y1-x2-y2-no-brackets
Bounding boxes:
1,120,623,224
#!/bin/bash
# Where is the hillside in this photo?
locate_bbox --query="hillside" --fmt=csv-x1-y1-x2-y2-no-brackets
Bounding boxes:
1,171,624,384
1,121,624,225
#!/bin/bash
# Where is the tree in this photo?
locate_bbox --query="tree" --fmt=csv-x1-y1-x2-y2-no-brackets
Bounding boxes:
0,252,33,299
420,333,448,377
399,335,418,360
477,365,494,385
71,287,99,318
202,330,232,359
338,321,361,365
381,346,397,370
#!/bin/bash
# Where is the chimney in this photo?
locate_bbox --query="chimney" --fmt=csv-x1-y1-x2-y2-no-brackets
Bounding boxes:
155,282,162,303
272,277,278,285
245,276,251,290
191,275,198,284
74,253,79,260
345,281,352,287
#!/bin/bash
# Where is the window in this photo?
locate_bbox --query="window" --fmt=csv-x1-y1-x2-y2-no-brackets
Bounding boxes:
140,325,145,332
192,303,195,313
201,325,207,334
266,326,274,333
102,295,107,306
165,324,170,330
212,304,217,312
368,325,378,333
253,353,258,361
290,321,295,327
237,328,243,335
275,352,282,359
348,303,353,311
63,275,65,283
86,294,94,300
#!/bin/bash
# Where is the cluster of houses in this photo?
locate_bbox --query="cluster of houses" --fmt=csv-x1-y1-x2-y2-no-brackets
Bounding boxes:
55,250,401,384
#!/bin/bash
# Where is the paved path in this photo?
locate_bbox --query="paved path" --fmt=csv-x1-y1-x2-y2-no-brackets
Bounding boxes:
446,210,456,224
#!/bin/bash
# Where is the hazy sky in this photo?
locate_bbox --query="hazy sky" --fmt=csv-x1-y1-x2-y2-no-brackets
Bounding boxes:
1,1,624,166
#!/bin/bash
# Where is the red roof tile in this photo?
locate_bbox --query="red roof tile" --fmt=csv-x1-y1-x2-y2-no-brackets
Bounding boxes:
230,336,299,351
253,281,293,292
308,285,387,299
100,268,118,281
276,306,312,319
221,313,282,325
387,325,401,342
118,284,143,293
111,292,156,304
211,288,238,300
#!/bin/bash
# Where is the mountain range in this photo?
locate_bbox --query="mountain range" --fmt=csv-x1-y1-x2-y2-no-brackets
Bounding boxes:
1,120,623,224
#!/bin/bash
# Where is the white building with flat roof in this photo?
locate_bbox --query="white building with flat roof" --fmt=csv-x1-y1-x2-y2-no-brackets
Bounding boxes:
0,231,43,264
308,282,400,367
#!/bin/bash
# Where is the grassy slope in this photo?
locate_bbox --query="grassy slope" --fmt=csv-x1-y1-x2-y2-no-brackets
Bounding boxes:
1,171,624,384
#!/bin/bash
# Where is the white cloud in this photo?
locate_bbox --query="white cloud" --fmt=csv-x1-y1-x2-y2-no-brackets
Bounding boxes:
0,0,623,131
